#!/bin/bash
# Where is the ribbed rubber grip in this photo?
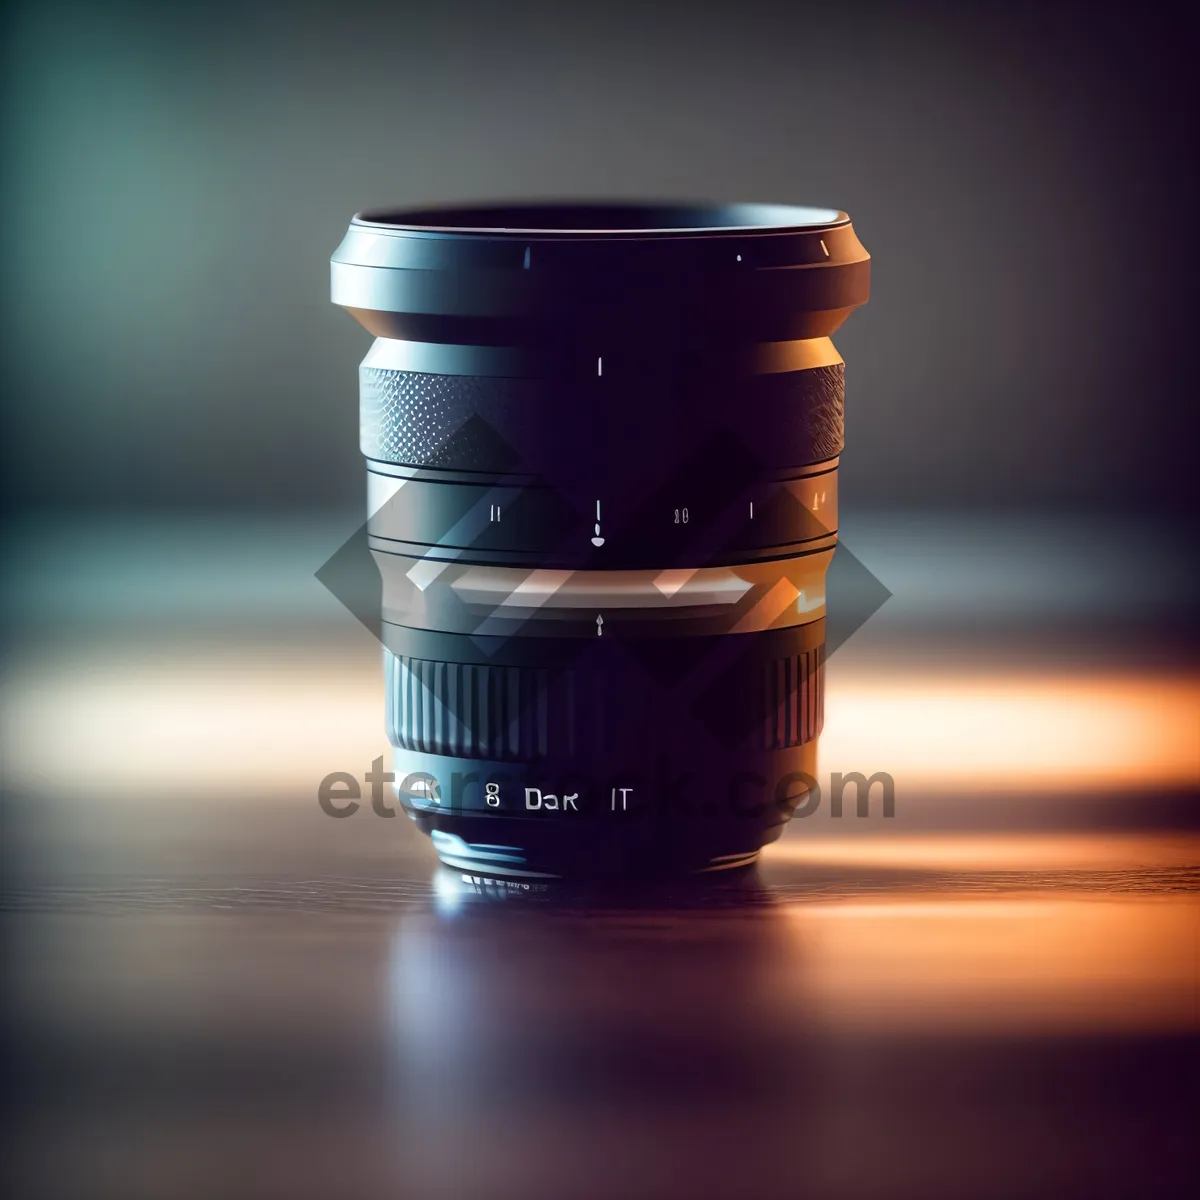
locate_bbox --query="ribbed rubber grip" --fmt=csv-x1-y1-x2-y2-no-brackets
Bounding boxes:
764,645,825,749
385,645,825,760
385,653,587,760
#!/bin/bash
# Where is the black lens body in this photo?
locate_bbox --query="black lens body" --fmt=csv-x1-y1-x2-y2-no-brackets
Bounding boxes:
331,202,870,878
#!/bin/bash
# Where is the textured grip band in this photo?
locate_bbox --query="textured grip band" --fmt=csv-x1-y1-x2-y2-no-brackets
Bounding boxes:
361,368,540,470
386,653,587,760
385,645,825,760
764,644,825,749
361,364,844,474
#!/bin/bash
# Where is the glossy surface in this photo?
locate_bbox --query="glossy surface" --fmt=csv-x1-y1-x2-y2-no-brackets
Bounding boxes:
2,514,1197,1199
4,822,1197,1199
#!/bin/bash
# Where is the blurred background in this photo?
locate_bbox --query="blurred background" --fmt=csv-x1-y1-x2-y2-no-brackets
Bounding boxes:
1,0,1197,513
1,2,1197,1198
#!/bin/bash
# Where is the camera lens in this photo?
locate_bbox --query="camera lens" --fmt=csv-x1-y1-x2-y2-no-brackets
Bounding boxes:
331,201,869,877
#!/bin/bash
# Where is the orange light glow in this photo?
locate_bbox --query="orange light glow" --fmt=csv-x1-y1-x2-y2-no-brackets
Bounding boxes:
3,649,1197,800
820,674,1200,791
763,832,1200,871
777,894,1200,1035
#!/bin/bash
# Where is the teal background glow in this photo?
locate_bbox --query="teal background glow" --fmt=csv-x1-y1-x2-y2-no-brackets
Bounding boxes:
1,0,1194,513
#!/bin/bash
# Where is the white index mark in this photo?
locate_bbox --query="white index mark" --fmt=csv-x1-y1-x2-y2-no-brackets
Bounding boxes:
596,613,604,637
736,254,742,262
597,356,602,376
750,501,754,519
819,239,829,257
523,245,531,269
591,499,605,546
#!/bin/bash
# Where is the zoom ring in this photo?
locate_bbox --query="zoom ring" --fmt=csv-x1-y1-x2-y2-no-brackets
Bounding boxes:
385,646,825,759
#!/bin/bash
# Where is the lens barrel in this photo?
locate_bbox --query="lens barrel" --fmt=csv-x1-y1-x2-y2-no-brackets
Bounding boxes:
331,202,869,877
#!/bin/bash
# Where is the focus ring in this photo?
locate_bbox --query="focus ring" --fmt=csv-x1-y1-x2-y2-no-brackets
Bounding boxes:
361,363,844,474
361,368,540,470
386,653,587,760
385,645,825,759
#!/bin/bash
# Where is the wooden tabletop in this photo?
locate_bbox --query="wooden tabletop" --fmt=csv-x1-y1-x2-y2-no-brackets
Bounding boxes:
2,516,1197,1199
